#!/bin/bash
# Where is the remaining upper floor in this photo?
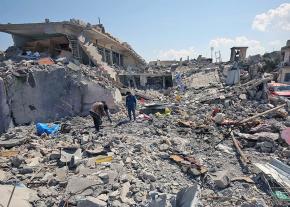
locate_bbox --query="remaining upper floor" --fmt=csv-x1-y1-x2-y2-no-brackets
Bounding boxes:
0,19,146,69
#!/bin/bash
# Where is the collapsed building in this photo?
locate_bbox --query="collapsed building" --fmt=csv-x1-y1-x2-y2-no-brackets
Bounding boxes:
0,19,150,133
0,52,290,206
0,61,123,134
0,19,146,79
1,19,290,207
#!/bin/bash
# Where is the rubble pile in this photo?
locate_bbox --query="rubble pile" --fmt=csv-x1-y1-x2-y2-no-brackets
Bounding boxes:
0,59,290,207
0,29,290,206
0,57,122,134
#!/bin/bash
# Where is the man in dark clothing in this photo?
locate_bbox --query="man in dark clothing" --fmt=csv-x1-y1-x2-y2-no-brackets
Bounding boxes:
90,101,111,132
101,101,112,123
125,92,137,121
90,110,102,132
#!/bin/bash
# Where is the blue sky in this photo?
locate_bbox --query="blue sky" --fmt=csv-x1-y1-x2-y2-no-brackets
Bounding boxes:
0,0,289,61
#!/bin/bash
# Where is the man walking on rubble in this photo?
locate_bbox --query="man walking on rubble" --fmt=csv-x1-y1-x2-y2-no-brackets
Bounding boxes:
125,92,137,121
90,101,112,132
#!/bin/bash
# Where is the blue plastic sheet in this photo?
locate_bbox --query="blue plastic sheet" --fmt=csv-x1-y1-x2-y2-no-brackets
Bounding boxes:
36,123,60,136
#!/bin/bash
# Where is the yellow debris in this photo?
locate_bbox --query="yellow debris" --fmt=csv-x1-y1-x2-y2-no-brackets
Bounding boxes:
95,155,113,164
0,150,19,158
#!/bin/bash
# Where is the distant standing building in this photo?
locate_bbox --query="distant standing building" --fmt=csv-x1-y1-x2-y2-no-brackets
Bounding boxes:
281,40,290,65
230,47,248,62
278,40,290,83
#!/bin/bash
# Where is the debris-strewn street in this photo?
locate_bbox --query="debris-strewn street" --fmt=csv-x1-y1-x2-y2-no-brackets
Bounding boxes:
0,17,290,207
0,56,290,206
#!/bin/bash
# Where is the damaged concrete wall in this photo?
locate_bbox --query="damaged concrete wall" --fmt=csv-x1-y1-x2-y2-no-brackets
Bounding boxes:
81,81,122,113
0,78,10,133
1,66,121,130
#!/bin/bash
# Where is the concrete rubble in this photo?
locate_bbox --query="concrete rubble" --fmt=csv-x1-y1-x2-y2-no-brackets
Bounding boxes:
0,20,290,207
0,57,122,133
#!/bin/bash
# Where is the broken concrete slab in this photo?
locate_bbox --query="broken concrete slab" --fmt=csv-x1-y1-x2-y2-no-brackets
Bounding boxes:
255,158,290,193
55,166,68,182
60,148,82,164
175,184,201,207
0,184,39,207
65,177,100,194
77,196,107,207
0,137,27,148
10,156,23,168
210,170,231,189
148,191,167,207
255,132,279,141
120,182,135,205
0,170,9,182
96,193,108,201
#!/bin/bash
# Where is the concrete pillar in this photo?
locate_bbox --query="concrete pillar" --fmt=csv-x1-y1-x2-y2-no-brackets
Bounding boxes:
162,76,166,89
132,76,137,88
110,50,113,65
102,48,106,62
118,53,121,66
128,78,131,88
140,75,147,87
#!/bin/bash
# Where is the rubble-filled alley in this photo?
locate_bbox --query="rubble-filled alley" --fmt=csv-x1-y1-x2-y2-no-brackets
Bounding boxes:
0,19,290,207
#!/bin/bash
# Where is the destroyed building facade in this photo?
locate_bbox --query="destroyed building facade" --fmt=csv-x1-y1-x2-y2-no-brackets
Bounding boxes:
119,73,173,89
0,19,151,133
278,40,290,83
0,22,290,206
0,19,146,79
230,46,248,62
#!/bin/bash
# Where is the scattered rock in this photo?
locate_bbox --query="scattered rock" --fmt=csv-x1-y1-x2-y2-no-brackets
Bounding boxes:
98,172,109,181
120,182,135,204
139,171,156,182
214,113,225,124
239,94,247,100
55,166,68,182
66,177,99,194
159,143,169,151
96,194,108,201
176,185,201,207
0,137,27,148
10,156,23,167
77,196,107,207
210,170,231,189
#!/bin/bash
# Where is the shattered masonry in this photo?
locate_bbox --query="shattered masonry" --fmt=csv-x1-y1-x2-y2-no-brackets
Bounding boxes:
0,20,290,207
